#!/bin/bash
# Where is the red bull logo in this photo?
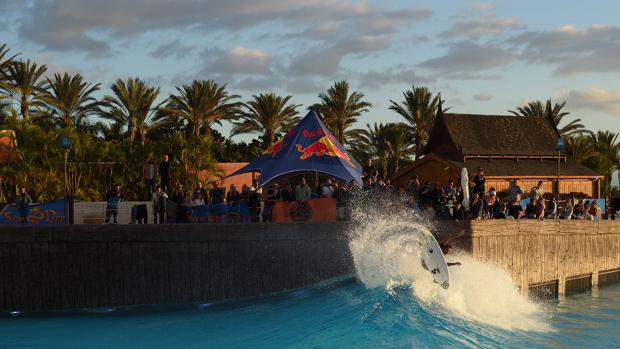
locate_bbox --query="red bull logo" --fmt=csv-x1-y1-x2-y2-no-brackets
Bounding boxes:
296,136,353,164
264,137,285,157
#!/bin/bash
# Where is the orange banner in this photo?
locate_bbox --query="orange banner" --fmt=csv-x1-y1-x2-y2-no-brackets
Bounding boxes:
271,198,337,222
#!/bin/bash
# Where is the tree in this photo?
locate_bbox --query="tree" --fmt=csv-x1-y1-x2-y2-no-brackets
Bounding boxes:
565,135,597,165
309,80,371,145
158,80,240,138
40,72,102,130
586,131,620,193
232,92,301,147
383,123,416,175
102,78,160,146
1,59,47,121
509,99,588,137
351,123,391,179
0,44,20,92
389,86,442,159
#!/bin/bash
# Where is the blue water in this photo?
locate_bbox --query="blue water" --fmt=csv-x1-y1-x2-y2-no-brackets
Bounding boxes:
1,279,619,349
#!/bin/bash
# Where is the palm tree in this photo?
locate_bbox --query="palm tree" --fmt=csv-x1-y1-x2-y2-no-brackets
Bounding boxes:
232,92,301,147
351,123,391,178
383,123,416,175
40,72,103,129
309,80,372,145
102,78,161,146
587,131,620,192
1,59,47,121
389,86,442,158
158,80,240,138
565,135,597,164
0,44,20,91
509,99,588,137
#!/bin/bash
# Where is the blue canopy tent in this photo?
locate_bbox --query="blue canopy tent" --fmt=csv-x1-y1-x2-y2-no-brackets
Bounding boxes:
227,111,363,186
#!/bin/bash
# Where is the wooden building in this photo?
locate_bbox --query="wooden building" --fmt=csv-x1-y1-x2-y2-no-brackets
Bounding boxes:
393,111,602,197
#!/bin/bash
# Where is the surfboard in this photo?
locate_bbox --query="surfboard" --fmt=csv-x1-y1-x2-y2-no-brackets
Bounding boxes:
418,229,450,289
460,167,470,211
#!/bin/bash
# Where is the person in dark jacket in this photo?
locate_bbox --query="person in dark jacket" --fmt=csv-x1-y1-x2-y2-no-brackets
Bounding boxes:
105,185,121,224
17,187,33,224
469,192,484,220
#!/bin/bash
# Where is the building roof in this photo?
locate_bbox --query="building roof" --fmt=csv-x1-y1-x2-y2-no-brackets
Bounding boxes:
449,158,601,178
0,130,19,164
430,113,560,156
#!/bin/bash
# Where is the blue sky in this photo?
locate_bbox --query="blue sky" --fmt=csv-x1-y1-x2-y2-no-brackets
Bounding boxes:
1,0,620,141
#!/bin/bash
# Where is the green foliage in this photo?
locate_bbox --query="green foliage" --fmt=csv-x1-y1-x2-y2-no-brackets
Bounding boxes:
509,99,589,137
388,86,442,158
232,92,300,147
309,80,371,145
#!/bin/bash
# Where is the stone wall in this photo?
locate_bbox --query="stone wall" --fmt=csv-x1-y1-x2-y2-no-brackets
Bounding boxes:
0,222,353,312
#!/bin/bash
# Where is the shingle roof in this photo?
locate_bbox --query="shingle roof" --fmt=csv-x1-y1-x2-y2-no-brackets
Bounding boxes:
439,113,560,156
449,158,600,178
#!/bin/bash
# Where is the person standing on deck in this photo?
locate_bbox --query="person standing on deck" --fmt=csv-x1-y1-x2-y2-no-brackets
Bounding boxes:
158,154,171,193
144,158,156,200
105,185,121,224
17,186,32,224
295,178,312,201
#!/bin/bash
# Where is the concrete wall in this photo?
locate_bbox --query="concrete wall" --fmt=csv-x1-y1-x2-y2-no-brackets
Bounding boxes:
1,220,619,312
0,222,353,312
74,201,153,224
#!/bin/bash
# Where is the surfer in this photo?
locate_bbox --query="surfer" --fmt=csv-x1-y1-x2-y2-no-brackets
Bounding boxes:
438,229,465,266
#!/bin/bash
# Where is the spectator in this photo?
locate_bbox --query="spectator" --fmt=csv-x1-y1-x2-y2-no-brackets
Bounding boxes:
193,182,205,202
334,182,349,220
407,175,421,199
17,186,32,224
405,194,421,212
559,198,574,219
483,189,498,219
226,184,240,205
248,181,262,222
158,154,171,193
144,158,156,199
295,178,312,201
263,184,280,222
525,199,537,218
192,192,206,206
171,184,187,223
535,197,546,221
507,197,524,219
362,158,375,179
152,185,168,224
320,178,335,198
105,185,121,224
470,192,484,220
545,197,558,218
589,201,602,220
472,167,486,195
209,181,225,204
280,183,295,201
452,201,466,222
239,184,250,203
507,179,524,202
530,181,545,202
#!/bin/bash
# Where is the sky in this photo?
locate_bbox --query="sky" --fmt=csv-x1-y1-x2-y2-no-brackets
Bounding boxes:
1,0,620,142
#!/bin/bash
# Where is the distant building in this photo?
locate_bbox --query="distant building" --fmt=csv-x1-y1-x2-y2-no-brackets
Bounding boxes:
0,130,19,164
393,111,602,197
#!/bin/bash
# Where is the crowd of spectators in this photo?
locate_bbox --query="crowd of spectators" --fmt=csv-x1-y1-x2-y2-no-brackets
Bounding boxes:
99,156,612,224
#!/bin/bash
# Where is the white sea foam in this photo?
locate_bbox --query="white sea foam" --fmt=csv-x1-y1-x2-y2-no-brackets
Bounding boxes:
348,203,548,331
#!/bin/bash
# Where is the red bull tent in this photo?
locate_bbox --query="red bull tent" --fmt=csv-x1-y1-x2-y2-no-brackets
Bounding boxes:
228,111,363,186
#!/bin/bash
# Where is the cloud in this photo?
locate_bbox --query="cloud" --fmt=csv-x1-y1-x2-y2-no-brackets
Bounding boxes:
510,24,620,75
150,40,194,59
203,47,272,76
440,16,521,39
8,0,431,55
358,69,435,90
418,41,519,74
473,92,493,101
556,87,620,116
289,35,393,76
